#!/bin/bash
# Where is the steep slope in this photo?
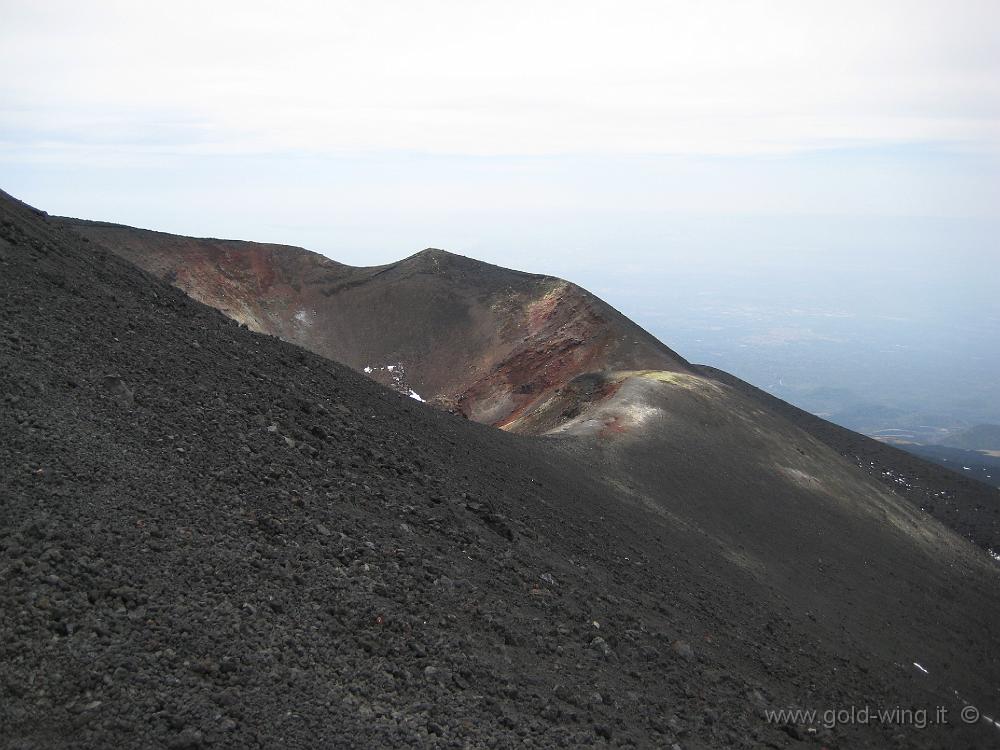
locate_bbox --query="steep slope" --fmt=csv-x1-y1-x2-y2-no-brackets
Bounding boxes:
699,365,1000,551
901,443,1000,489
58,219,690,427
2,192,999,748
63,216,1000,555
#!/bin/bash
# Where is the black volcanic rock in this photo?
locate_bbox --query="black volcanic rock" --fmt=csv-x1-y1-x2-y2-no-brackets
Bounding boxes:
2,189,999,748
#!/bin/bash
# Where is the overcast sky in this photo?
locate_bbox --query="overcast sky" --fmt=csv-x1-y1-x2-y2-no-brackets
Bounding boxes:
1,0,997,305
4,1,1000,154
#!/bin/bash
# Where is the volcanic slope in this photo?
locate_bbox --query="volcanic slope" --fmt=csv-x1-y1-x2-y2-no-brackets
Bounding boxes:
0,192,996,748
59,218,691,427
698,365,1000,551
64,216,1000,555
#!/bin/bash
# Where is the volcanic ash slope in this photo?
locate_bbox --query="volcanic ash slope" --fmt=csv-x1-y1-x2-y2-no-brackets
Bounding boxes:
1,192,998,748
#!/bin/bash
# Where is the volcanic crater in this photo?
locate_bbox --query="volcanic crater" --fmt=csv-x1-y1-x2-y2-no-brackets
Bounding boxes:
1,195,998,748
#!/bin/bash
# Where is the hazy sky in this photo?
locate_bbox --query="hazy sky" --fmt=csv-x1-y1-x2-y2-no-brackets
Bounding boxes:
2,1,998,425
3,1,998,243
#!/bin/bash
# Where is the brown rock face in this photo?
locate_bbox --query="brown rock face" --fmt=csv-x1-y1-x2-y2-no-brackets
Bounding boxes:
59,219,690,431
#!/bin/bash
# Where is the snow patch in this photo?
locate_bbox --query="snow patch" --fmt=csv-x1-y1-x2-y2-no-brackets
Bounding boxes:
989,548,1000,563
294,309,313,326
913,662,928,674
362,363,423,402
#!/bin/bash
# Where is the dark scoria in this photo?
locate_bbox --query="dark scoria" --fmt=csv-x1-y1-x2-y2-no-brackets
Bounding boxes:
62,215,1000,559
2,189,1000,748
